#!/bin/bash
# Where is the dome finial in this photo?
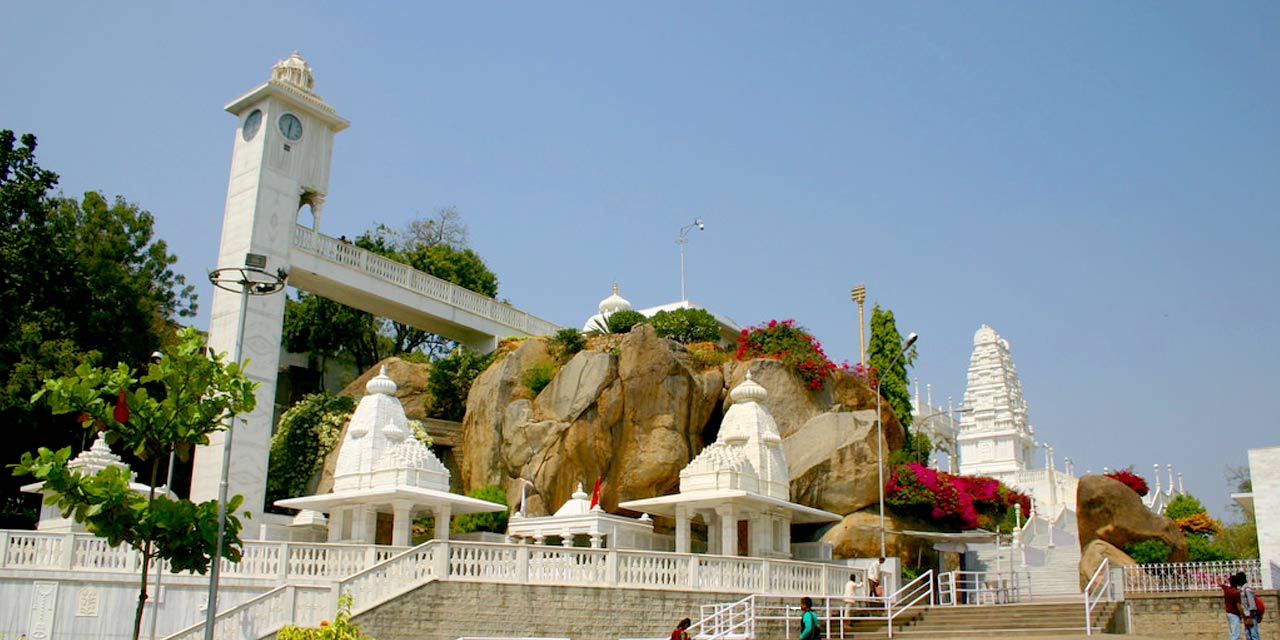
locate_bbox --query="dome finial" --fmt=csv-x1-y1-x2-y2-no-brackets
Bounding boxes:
366,365,397,396
729,370,768,404
597,284,632,314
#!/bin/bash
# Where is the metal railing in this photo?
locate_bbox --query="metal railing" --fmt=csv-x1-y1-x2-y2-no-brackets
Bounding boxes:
1122,559,1261,593
293,226,560,337
936,570,1026,605
1083,557,1111,636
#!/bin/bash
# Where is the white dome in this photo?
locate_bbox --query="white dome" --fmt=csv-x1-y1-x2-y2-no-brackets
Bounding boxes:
597,283,632,315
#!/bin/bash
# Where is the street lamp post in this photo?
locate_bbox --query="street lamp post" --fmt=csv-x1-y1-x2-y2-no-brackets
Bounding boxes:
875,331,918,559
677,218,705,301
202,253,287,640
850,284,867,367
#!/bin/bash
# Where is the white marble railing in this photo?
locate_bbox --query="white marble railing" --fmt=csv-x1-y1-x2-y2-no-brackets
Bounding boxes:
0,530,405,583
293,226,561,337
165,584,331,640
338,541,853,616
1123,559,1262,593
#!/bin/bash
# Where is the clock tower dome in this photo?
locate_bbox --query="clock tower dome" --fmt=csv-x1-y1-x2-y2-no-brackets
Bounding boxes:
191,52,349,524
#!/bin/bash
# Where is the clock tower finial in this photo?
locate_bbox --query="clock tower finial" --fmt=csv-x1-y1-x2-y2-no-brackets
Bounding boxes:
272,50,315,93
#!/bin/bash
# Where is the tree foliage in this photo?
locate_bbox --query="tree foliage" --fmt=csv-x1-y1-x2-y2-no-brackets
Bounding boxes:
426,348,497,421
451,484,509,534
266,392,354,513
650,307,721,343
867,305,916,429
14,328,254,640
1,130,195,527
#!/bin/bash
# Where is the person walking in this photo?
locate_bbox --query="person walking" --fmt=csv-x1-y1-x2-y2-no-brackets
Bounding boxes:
867,557,884,597
800,597,820,640
1240,573,1261,640
669,617,691,640
843,573,863,621
1220,572,1248,640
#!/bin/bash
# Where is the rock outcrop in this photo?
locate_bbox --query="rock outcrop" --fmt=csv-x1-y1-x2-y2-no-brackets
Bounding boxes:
1076,474,1188,562
821,510,937,562
457,324,899,526
1079,539,1138,589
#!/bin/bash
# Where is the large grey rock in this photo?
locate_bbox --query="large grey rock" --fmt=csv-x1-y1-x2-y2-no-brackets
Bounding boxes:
1077,475,1188,562
784,409,883,515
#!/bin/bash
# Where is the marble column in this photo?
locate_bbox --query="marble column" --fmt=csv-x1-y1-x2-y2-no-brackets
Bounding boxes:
391,501,413,547
434,504,452,541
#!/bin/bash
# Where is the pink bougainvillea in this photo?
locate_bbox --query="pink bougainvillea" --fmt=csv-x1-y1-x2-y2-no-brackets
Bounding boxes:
886,463,1030,531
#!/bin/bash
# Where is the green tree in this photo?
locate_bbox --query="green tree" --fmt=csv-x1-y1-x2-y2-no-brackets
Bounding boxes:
1164,494,1206,521
1218,465,1259,559
451,484,509,534
1,130,196,527
650,307,721,343
867,304,916,429
14,328,255,640
426,347,497,421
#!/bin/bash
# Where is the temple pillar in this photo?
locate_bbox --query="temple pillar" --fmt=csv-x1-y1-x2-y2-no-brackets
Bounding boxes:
433,504,452,541
391,501,413,547
675,505,691,554
717,504,737,557
327,508,347,543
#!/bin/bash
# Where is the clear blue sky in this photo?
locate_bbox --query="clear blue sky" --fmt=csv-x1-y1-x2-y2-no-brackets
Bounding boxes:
3,2,1277,519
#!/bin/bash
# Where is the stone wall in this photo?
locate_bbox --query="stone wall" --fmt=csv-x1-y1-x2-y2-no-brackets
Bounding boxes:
1126,591,1278,640
349,581,764,640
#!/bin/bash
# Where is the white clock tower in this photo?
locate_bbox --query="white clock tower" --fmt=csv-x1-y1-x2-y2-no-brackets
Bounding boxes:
191,52,349,525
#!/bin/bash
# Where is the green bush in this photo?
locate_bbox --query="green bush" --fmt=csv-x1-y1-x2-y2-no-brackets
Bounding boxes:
1123,539,1172,564
427,347,497,421
1187,534,1236,562
650,308,721,343
278,593,375,639
452,484,509,534
266,393,355,513
548,328,586,361
687,341,729,369
1164,494,1206,521
523,362,555,395
606,310,647,334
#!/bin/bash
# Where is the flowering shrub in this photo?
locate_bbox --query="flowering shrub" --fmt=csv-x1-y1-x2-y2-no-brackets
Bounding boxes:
1105,469,1149,496
736,319,838,390
886,463,1029,531
278,594,376,639
1176,512,1223,537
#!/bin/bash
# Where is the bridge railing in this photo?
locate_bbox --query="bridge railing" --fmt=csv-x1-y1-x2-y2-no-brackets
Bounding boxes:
293,226,561,337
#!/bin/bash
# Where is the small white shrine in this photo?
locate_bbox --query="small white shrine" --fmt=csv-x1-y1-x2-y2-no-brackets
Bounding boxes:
276,367,505,545
620,373,840,558
21,434,170,533
582,284,741,343
506,482,664,549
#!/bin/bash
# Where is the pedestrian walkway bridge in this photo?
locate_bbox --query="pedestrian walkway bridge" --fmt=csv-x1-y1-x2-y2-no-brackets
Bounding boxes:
290,225,561,351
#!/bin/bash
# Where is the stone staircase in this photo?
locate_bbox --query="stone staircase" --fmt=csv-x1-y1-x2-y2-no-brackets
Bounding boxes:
968,511,1083,598
842,601,1120,638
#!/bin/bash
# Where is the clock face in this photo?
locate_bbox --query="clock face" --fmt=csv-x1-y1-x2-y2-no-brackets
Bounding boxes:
278,113,303,141
242,109,263,141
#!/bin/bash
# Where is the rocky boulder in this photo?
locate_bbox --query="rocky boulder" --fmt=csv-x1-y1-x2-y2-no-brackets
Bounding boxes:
821,510,938,562
1077,475,1188,562
1079,539,1138,589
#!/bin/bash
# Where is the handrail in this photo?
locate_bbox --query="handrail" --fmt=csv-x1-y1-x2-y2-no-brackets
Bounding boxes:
693,593,755,640
1083,557,1110,636
936,569,1024,605
292,226,561,337
162,583,330,640
883,570,933,638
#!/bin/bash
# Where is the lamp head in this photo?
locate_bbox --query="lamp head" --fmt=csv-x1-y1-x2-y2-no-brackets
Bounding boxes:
902,332,919,350
695,218,705,231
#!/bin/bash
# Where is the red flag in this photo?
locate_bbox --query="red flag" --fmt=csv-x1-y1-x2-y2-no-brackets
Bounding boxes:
113,389,130,424
589,477,602,509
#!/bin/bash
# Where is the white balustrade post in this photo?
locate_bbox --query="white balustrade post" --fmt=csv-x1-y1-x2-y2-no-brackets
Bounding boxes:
605,549,619,586
688,555,699,589
433,541,450,579
365,544,378,570
761,559,773,594
62,533,76,570
279,542,291,580
0,530,8,567
516,544,530,584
